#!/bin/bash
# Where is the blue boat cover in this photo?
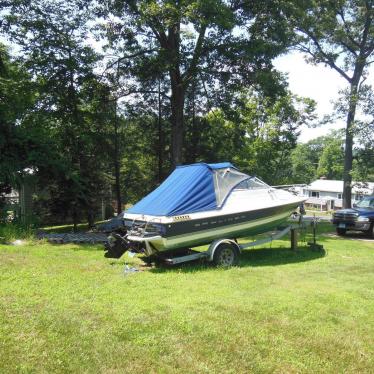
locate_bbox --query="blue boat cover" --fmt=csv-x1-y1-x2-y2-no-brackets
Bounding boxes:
127,162,237,216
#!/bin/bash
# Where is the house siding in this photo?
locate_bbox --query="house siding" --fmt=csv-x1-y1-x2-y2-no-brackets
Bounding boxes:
301,179,374,211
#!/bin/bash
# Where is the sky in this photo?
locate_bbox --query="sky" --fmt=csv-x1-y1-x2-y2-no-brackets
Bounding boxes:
274,52,374,143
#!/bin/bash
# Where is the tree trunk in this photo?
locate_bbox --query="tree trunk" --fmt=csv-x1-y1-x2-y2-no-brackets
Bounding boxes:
342,68,363,209
190,86,198,162
157,79,163,182
170,82,184,168
167,23,184,169
113,100,122,214
342,110,354,209
72,205,78,233
87,207,95,229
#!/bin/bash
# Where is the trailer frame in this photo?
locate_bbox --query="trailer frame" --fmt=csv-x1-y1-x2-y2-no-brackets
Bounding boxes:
158,224,300,266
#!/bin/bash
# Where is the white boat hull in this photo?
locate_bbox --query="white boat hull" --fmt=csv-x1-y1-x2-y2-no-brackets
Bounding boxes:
125,196,305,254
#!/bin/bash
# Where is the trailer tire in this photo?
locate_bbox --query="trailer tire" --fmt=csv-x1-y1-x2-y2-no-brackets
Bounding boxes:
213,243,239,267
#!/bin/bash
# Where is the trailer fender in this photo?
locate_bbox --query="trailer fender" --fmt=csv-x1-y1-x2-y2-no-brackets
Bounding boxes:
207,239,241,262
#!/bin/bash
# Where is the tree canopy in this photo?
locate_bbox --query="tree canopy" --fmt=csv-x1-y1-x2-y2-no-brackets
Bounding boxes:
0,0,373,227
97,0,293,166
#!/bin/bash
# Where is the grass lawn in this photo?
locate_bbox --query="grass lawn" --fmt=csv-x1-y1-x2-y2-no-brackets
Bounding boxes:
0,224,373,373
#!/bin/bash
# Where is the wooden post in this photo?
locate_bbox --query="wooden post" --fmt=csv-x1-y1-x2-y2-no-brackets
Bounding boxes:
290,228,298,251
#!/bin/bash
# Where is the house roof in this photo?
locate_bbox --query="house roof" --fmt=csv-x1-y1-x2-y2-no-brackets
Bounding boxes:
307,179,374,194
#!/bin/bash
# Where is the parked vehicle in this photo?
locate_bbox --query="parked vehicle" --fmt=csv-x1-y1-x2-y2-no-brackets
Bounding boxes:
332,195,374,237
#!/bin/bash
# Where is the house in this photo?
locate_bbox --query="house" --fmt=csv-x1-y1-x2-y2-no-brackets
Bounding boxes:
300,179,374,211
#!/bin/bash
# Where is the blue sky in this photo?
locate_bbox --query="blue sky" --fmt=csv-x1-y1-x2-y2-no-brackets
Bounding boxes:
274,52,374,143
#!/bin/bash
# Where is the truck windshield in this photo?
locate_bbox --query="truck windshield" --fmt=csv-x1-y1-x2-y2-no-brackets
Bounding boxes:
356,197,374,208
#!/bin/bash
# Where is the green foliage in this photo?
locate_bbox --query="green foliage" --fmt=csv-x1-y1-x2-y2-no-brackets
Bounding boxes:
290,131,349,184
0,44,37,201
3,1,117,226
119,114,162,204
351,86,374,181
98,0,294,165
317,136,345,179
0,223,34,243
187,91,317,185
291,143,318,184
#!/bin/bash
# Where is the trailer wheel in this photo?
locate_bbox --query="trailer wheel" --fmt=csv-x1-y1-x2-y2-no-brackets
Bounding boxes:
336,227,347,236
213,243,238,267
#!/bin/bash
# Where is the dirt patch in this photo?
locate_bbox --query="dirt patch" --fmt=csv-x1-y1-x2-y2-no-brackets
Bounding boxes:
323,232,374,242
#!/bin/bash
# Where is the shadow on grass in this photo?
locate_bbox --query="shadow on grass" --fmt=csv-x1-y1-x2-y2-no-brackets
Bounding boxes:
149,246,326,273
239,245,326,267
45,242,106,253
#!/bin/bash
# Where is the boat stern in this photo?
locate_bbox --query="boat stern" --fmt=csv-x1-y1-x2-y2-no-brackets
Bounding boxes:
123,213,170,254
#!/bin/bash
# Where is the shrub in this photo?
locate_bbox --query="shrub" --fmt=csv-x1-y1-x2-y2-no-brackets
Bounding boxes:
0,223,34,243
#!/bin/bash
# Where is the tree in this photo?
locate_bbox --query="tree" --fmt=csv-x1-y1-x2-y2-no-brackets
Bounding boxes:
290,131,347,184
317,135,345,180
187,90,316,185
237,92,316,184
0,44,37,214
352,86,374,181
291,143,319,184
3,0,114,228
98,0,293,168
292,0,374,208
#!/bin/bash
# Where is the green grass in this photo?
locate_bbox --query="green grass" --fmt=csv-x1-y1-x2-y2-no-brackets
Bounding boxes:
0,224,373,373
305,209,332,217
40,222,92,233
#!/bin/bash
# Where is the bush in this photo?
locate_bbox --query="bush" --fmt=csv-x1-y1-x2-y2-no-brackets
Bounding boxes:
0,223,34,243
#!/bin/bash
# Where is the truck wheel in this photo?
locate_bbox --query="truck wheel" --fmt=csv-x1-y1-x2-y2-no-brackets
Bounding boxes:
213,243,239,267
336,227,347,236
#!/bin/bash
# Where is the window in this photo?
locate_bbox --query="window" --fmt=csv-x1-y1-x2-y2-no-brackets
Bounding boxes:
309,191,319,198
235,178,268,190
337,193,342,199
213,168,249,207
356,197,374,208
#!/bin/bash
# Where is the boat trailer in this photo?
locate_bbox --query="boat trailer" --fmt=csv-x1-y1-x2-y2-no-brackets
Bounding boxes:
104,212,326,267
160,224,300,266
106,223,305,267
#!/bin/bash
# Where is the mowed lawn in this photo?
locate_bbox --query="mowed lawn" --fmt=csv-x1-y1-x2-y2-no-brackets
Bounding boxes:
0,227,373,373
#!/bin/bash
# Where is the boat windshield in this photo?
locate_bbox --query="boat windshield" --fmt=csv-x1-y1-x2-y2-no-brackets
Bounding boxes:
213,167,249,207
234,177,270,190
355,196,374,208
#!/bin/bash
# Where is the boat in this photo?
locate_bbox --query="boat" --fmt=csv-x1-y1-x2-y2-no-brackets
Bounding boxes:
105,162,306,258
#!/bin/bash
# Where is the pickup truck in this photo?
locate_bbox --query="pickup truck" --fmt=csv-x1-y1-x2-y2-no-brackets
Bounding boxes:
332,195,374,237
